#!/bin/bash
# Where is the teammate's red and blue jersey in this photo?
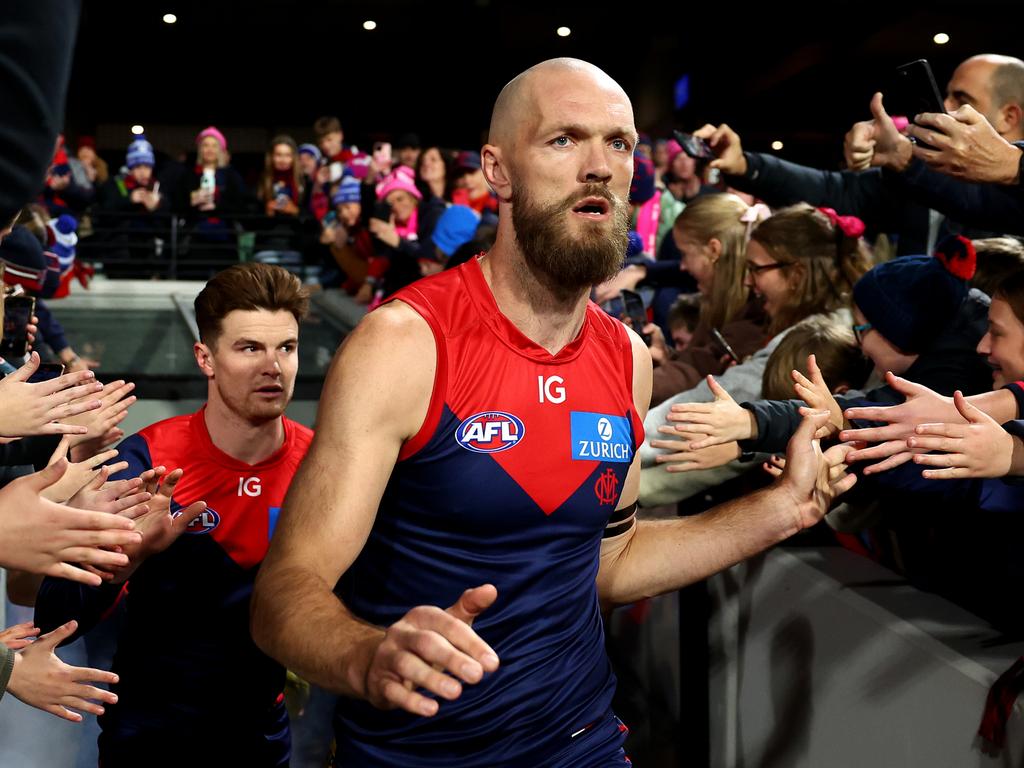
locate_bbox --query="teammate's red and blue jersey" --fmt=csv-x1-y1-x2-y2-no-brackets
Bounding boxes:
35,408,312,766
334,257,643,766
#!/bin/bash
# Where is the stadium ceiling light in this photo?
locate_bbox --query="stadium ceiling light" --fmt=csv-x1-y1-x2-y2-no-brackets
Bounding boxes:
162,13,177,24
363,20,377,30
933,32,950,45
131,125,145,135
771,140,784,151
557,26,571,37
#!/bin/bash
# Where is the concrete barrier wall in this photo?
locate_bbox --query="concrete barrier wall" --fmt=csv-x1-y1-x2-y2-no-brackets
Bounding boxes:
709,547,1024,768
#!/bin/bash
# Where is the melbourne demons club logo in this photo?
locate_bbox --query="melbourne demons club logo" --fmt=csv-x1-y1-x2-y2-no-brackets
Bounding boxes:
594,469,619,505
184,506,221,535
455,411,525,453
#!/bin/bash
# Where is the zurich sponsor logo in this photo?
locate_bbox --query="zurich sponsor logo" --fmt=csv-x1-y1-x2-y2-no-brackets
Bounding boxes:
571,411,632,463
455,411,525,454
183,506,221,535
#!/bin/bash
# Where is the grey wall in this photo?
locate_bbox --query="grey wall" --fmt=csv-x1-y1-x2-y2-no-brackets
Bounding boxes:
708,548,1024,768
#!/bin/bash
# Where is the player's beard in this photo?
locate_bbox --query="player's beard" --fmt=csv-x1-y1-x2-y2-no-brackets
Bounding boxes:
511,182,629,302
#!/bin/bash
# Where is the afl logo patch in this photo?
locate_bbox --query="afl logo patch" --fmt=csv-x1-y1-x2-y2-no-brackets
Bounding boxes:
183,507,221,535
455,411,525,453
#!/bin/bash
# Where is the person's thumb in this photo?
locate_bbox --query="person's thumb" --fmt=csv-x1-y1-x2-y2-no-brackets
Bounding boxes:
446,584,498,626
953,390,983,424
10,352,40,382
807,353,826,385
871,91,892,124
707,374,733,402
26,457,69,493
37,619,77,651
172,501,207,535
47,435,71,466
794,409,829,444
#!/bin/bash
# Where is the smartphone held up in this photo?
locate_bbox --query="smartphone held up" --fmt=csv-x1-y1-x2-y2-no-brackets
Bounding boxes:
0,295,35,359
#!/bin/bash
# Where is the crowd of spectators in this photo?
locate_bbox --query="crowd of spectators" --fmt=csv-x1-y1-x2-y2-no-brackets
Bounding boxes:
3,12,1024,760
3,119,503,294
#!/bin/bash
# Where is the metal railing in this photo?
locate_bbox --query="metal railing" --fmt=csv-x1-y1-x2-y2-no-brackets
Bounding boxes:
77,210,321,281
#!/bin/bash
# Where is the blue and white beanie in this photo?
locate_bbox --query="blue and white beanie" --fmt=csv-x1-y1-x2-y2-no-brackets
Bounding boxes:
331,175,362,206
126,135,155,169
298,143,322,163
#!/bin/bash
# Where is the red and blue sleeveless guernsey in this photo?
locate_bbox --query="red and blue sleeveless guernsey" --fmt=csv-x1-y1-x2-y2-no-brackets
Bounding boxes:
35,408,313,767
334,257,644,767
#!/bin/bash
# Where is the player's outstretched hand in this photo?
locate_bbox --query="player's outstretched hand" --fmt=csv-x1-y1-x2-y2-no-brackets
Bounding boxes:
365,584,501,718
0,460,140,585
107,468,206,584
777,410,858,532
6,620,119,722
68,465,151,517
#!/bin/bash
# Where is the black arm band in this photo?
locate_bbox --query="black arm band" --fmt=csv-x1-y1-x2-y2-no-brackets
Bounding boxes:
603,501,638,539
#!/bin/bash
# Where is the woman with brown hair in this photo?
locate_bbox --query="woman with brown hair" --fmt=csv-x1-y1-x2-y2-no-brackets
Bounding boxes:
640,203,875,505
745,203,874,336
258,135,304,218
649,194,770,406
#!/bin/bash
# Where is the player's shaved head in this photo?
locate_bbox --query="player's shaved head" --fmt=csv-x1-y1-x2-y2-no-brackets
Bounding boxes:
488,58,632,149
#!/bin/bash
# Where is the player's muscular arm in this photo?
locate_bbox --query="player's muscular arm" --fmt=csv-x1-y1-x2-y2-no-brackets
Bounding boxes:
251,302,499,717
251,302,430,693
597,332,856,607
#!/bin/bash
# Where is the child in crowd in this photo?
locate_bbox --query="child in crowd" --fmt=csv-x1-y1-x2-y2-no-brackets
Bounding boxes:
665,293,702,354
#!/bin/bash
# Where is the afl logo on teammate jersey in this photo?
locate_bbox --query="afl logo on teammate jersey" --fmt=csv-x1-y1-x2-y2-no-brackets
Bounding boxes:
183,507,221,535
455,411,525,453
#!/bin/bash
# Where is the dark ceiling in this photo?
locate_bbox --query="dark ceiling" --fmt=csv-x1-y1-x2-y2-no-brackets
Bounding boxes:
67,0,1024,169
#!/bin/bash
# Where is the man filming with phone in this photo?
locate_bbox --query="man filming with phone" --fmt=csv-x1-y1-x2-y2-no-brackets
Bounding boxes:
845,54,1024,193
691,53,1024,251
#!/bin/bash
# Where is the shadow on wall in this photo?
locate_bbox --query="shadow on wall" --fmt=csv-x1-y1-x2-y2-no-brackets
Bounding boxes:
757,615,814,768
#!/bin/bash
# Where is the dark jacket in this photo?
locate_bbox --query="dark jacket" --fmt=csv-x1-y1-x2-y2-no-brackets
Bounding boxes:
728,151,931,255
0,0,81,223
740,289,992,453
727,151,1009,255
883,148,1024,237
34,299,69,356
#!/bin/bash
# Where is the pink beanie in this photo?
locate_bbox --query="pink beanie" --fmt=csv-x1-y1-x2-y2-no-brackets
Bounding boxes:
196,126,227,151
375,166,422,201
665,138,683,165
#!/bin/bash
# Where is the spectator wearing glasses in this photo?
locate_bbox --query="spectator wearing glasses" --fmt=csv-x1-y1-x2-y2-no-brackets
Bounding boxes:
640,204,873,503
669,236,992,460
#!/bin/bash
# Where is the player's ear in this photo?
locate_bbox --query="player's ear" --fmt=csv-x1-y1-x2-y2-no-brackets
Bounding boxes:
482,145,511,202
194,340,215,378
